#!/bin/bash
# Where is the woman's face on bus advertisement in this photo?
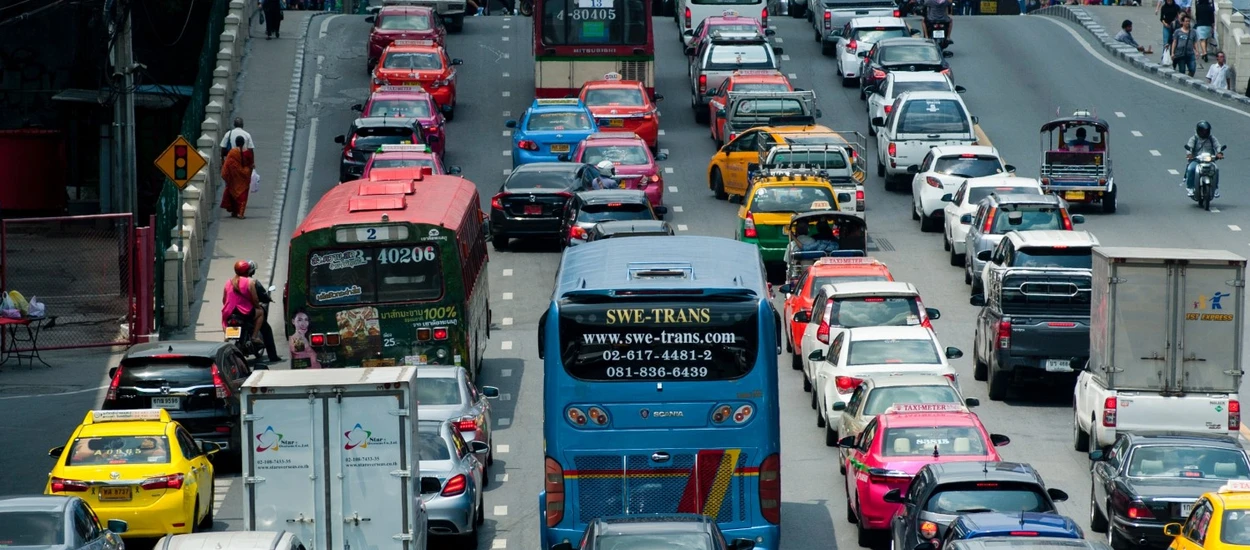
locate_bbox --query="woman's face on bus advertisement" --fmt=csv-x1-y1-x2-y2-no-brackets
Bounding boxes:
294,312,310,333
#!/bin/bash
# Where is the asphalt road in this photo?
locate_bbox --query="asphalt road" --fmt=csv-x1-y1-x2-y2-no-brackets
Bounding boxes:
7,9,1250,550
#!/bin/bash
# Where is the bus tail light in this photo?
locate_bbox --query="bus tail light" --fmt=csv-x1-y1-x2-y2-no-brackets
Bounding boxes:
545,457,566,527
744,213,757,238
326,334,341,346
50,477,90,493
712,405,732,423
105,367,122,401
567,407,588,426
1230,400,1241,431
417,328,432,341
311,334,326,347
759,453,781,524
1102,397,1117,427
491,193,504,210
433,327,449,340
834,376,862,393
441,474,468,496
588,406,609,426
733,404,753,423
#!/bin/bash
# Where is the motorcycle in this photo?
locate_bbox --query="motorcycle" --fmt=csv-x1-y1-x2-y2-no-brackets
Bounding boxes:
929,20,951,51
1186,144,1226,211
224,284,276,361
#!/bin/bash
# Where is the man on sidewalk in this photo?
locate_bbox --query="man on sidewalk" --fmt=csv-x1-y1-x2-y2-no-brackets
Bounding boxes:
1206,52,1233,90
1115,20,1154,54
219,118,255,158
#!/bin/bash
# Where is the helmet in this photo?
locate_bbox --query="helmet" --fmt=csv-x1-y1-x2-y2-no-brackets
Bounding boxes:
247,260,258,277
233,260,252,276
1197,120,1211,139
596,160,616,177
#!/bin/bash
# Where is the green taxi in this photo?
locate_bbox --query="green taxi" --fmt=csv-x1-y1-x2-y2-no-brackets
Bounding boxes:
735,174,839,266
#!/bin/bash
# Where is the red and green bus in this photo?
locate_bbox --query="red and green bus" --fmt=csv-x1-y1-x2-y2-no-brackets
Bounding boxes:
284,174,490,377
533,0,655,98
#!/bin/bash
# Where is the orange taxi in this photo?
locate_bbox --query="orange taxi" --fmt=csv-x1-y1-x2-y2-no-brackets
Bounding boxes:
706,70,793,143
372,40,463,118
781,257,893,370
577,73,662,150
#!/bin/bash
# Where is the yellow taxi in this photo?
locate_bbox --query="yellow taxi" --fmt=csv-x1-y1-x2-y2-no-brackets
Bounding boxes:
734,174,839,264
45,409,220,538
1164,480,1250,549
706,122,863,201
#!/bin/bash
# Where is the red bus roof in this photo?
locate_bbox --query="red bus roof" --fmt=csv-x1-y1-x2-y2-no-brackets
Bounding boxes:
294,176,478,237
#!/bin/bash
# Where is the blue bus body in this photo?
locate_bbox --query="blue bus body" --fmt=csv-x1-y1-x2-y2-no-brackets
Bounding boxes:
537,236,783,550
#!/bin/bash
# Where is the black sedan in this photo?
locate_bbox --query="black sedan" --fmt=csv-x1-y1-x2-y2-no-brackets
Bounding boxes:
586,219,676,242
560,189,668,248
333,117,433,182
489,162,599,250
1089,431,1250,549
0,495,127,549
551,514,755,550
857,37,953,100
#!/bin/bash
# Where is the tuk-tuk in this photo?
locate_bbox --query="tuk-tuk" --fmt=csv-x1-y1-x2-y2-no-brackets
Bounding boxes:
1039,110,1116,213
783,211,868,286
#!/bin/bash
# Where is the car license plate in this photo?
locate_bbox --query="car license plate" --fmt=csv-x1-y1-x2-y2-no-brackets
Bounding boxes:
224,326,241,339
933,30,946,39
98,487,131,502
151,397,181,410
524,205,543,215
1064,191,1086,200
1181,503,1194,516
606,119,625,127
1045,359,1072,372
550,144,570,153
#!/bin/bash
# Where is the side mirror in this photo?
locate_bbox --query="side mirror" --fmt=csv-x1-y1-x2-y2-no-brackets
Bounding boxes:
1047,488,1070,502
656,152,669,161
954,85,967,93
808,349,825,362
653,93,664,102
48,446,65,458
910,28,922,35
964,397,980,407
990,434,1011,446
772,46,784,55
1164,523,1184,537
198,441,223,456
1089,449,1106,461
334,135,346,144
557,154,571,162
505,120,518,128
108,366,118,379
971,115,980,125
906,165,920,174
832,401,847,411
420,477,442,494
943,50,954,58
451,58,464,66
106,519,128,534
838,436,856,448
470,440,490,454
969,294,986,307
448,166,463,175
717,109,727,118
779,284,792,294
729,539,756,550
959,213,973,225
883,489,905,503
482,385,500,398
945,347,963,359
871,117,885,127
365,15,375,23
940,193,953,202
926,308,940,320
684,46,696,56
765,28,776,37
794,310,810,323
654,206,669,216
683,29,694,36
976,250,992,262
351,103,364,112
1005,164,1016,173
1071,214,1086,224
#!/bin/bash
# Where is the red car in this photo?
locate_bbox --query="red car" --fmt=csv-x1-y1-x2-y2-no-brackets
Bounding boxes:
354,87,448,157
569,132,669,208
842,404,1010,539
366,5,446,72
372,40,463,119
362,145,458,177
577,74,663,150
781,257,893,370
706,70,793,144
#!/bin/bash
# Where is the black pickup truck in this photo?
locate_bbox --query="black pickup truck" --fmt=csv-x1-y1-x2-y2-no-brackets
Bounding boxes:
969,268,1092,401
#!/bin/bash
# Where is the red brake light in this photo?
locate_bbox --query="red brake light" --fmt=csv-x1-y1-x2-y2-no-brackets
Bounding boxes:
140,473,185,490
883,104,892,114
961,153,977,158
824,11,831,30
311,334,326,346
50,477,90,493
349,135,358,149
893,9,901,16
491,193,504,210
816,322,830,345
1127,502,1155,520
684,6,691,28
996,320,1011,349
848,39,858,53
759,453,780,524
925,176,942,188
1103,396,1117,427
744,212,757,238
1009,532,1040,536
106,367,122,401
1060,210,1073,230
698,74,707,93
1047,322,1076,327
887,143,896,157
545,457,566,527
982,208,997,232
432,327,449,340
872,68,886,79
211,364,230,399
975,482,999,488
943,373,956,383
441,474,467,496
760,7,768,26
834,376,863,393
1231,400,1241,431
518,139,539,151
570,225,588,240
856,190,865,201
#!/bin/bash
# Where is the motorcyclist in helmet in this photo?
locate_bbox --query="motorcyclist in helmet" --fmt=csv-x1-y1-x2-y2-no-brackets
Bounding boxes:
592,160,621,189
222,260,264,346
1184,120,1224,198
922,0,953,45
243,261,283,363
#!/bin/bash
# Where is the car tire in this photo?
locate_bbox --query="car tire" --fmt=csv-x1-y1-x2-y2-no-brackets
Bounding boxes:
971,278,983,297
462,525,480,550
476,492,486,526
491,233,508,251
824,423,838,446
804,374,812,393
1074,409,1091,452
868,122,876,137
791,353,803,370
791,0,806,18
1102,186,1118,213
821,41,834,56
856,504,875,547
711,169,728,200
943,233,951,251
201,481,214,529
964,256,973,285
973,356,987,381
987,361,1009,401
445,105,456,122
845,477,858,523
1090,483,1108,532
876,158,885,178
814,26,822,42
192,497,205,532
911,201,921,220
1107,515,1129,550
920,213,939,233
694,101,709,124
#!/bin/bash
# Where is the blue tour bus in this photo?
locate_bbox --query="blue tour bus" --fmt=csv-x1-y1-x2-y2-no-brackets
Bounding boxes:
537,236,783,550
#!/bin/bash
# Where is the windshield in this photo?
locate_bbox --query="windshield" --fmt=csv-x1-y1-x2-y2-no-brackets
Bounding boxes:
417,378,462,406
1012,247,1093,269
925,483,1052,514
991,207,1063,232
577,203,654,223
749,186,835,213
581,145,650,166
526,111,594,131
884,426,987,457
118,360,213,387
541,0,648,46
848,339,940,365
352,127,416,150
1126,445,1250,478
830,296,922,328
417,431,451,461
67,435,171,465
733,82,790,93
853,27,911,42
863,385,961,415
0,512,65,546
968,186,1039,204
881,44,942,64
770,151,849,169
378,14,432,30
306,245,443,305
505,171,578,190
1222,510,1250,545
897,99,969,134
894,80,951,95
596,533,714,550
734,99,805,117
370,158,438,171
934,156,1004,178
584,88,646,106
382,52,443,70
708,44,776,70
366,99,433,118
813,275,890,288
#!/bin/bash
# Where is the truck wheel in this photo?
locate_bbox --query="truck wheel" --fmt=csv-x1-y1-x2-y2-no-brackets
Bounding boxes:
973,357,987,381
791,353,803,370
1089,482,1108,532
1073,409,1090,452
987,363,1009,401
1101,186,1117,213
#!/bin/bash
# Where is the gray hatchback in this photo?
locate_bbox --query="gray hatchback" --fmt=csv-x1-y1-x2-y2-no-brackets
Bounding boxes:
0,495,127,550
961,193,1083,295
418,419,489,548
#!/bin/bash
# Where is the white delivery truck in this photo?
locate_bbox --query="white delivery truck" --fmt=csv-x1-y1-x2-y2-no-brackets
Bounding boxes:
242,368,429,550
1074,247,1246,451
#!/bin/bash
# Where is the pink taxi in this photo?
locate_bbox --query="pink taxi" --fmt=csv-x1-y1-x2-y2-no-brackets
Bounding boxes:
353,86,448,158
841,403,1011,539
361,144,458,178
567,132,670,208
683,9,775,48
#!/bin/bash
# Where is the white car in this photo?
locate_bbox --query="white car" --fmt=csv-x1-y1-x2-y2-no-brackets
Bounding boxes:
827,373,975,454
942,175,1043,267
910,146,1013,233
866,72,964,137
872,90,977,190
976,229,1100,297
832,17,913,86
807,325,963,437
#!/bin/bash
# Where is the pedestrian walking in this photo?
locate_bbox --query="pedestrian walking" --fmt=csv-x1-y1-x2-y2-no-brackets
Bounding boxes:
1159,0,1180,47
221,135,255,219
1194,0,1215,62
261,0,284,39
219,117,254,158
1171,14,1197,77
1206,52,1233,90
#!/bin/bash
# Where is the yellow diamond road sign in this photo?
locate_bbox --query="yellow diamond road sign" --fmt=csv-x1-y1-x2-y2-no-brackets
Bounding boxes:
155,136,207,190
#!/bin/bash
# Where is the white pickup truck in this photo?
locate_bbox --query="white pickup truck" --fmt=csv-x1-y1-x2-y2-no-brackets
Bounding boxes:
1074,247,1247,451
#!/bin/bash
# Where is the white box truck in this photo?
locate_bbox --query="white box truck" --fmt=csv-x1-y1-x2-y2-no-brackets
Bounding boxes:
1074,247,1246,451
242,367,429,550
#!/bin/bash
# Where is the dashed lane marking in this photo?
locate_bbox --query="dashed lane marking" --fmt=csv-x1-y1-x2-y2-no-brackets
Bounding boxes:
502,169,512,176
313,74,323,99
493,539,508,549
495,474,509,484
1231,225,1242,231
502,91,511,97
668,186,679,192
501,341,513,350
503,131,511,137
502,317,513,326
1150,150,1162,156
213,479,233,514
1115,112,1126,117
502,292,514,300
504,53,510,59
503,72,510,77
503,268,513,276
502,36,510,41
503,110,511,116
501,151,510,156
501,369,512,377
677,224,689,231
497,444,510,453
660,148,669,155
1168,169,1180,175
658,129,666,136
673,206,683,212
1212,208,1222,213
665,167,674,174
499,418,512,426
788,73,797,79
775,37,784,43
316,54,324,68
1131,130,1142,137
495,506,509,516
500,393,512,401
780,54,791,61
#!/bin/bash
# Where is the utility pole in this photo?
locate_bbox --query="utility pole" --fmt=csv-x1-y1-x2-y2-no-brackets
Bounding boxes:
111,0,138,220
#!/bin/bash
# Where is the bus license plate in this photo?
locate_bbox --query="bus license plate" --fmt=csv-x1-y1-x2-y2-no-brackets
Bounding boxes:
933,30,946,39
151,397,181,410
1181,503,1194,516
606,119,625,127
1065,191,1085,200
99,487,131,502
550,144,570,153
224,326,241,339
525,205,543,215
1045,359,1072,372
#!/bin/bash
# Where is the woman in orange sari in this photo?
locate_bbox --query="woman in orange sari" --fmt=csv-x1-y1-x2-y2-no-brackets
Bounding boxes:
220,135,255,219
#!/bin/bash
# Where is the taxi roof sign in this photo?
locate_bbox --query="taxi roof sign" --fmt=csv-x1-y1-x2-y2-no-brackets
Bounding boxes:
883,403,964,414
392,39,437,47
721,9,740,16
378,144,433,153
87,409,170,424
534,98,582,106
1220,480,1250,493
733,70,782,76
815,257,885,266
376,85,429,93
602,72,622,81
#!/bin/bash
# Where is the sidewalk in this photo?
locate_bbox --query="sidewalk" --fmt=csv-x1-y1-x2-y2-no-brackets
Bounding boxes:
168,9,317,363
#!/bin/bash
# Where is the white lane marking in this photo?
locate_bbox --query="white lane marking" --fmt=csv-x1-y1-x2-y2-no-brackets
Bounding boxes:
499,418,512,426
503,268,513,276
775,37,784,43
665,167,674,174
660,148,670,155
213,478,233,514
1168,169,1180,175
502,317,514,326
316,55,324,68
1115,112,1126,118
501,369,513,377
677,224,689,231
501,341,513,350
788,73,798,79
1231,225,1242,231
297,118,320,219
1131,130,1142,137
502,91,511,97
504,16,512,20
503,24,510,29
495,474,509,484
493,539,508,550
673,206,684,212
501,151,511,156
497,444,510,453
502,169,512,176
503,72,510,78
502,292,514,300
668,186,679,192
503,110,511,117
781,54,791,61
503,131,511,136
1041,17,1250,120
500,393,512,401
1150,150,1162,156
313,74,323,99
504,53,511,59
494,506,509,516
1212,207,1222,213
319,14,339,39
502,36,510,41
658,129,666,136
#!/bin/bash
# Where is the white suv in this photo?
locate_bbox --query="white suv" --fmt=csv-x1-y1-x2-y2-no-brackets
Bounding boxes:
910,146,1013,233
832,17,914,85
871,90,977,190
942,175,1043,267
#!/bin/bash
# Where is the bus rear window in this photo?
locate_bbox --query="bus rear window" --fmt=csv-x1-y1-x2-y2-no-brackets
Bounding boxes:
557,300,760,381
307,245,443,305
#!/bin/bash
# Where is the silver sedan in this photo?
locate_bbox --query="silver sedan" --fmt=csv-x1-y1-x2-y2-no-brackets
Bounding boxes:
419,419,489,549
416,366,499,468
0,495,127,550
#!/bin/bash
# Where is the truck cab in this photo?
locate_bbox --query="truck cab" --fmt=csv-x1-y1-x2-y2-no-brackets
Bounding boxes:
755,143,865,217
716,90,821,147
687,31,783,124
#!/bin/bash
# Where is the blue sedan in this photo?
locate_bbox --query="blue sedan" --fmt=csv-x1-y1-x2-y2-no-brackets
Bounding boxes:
941,511,1084,547
505,99,597,168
